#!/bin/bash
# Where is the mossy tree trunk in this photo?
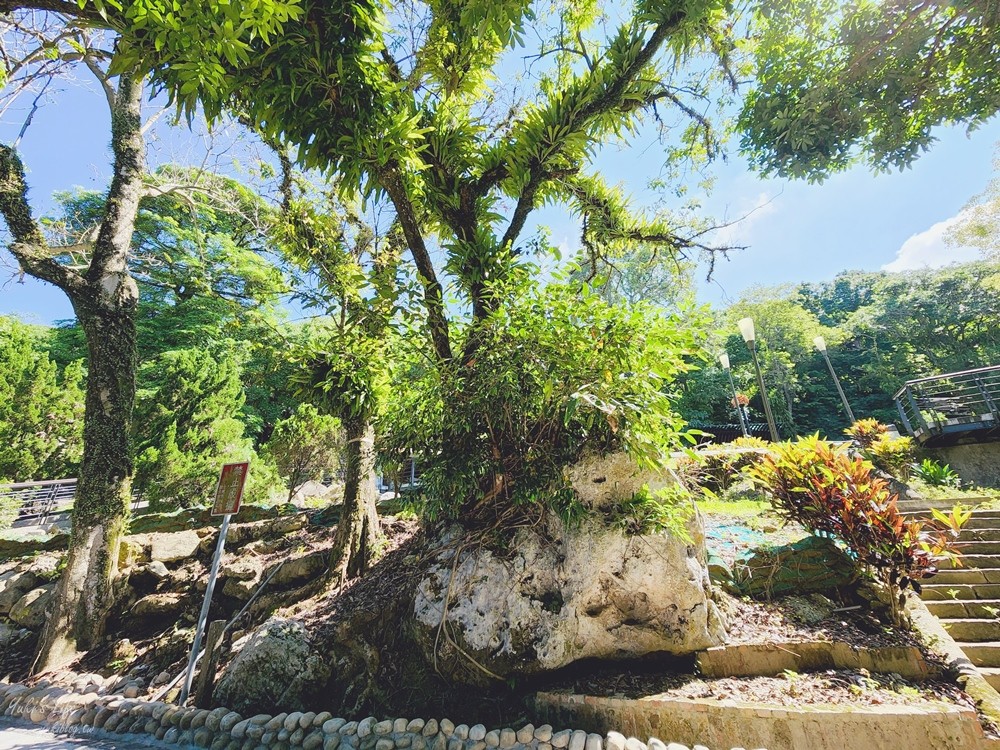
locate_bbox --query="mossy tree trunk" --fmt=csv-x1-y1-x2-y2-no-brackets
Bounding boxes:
330,417,381,583
0,71,144,672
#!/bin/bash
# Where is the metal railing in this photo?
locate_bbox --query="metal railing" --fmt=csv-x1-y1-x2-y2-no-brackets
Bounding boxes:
893,365,1000,444
0,478,78,525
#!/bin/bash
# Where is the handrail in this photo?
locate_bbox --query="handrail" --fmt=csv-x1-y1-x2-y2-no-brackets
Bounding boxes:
893,364,1000,399
894,364,1000,444
0,478,79,489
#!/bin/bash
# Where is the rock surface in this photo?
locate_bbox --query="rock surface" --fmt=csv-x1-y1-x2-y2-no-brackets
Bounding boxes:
148,530,202,563
9,584,55,629
132,592,187,620
732,535,856,598
412,454,726,683
214,618,330,715
0,569,40,614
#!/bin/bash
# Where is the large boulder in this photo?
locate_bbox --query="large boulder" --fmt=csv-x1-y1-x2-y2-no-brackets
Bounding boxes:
0,569,40,615
9,584,55,629
412,452,726,684
213,618,330,714
148,530,202,563
412,514,725,684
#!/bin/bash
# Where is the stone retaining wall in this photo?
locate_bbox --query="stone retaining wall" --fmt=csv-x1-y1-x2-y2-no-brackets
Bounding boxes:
695,642,931,680
0,682,762,750
534,691,995,750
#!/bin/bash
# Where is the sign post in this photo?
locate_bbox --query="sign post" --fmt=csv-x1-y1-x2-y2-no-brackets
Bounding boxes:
179,461,249,705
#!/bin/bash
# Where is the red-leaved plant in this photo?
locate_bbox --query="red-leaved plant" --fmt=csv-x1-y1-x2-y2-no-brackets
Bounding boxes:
749,436,969,625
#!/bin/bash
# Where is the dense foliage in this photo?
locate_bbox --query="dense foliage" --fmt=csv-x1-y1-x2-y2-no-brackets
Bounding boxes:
0,317,85,483
383,275,708,520
740,0,1000,180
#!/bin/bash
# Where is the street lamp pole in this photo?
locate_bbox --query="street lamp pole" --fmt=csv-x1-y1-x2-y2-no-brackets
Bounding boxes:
719,352,749,437
813,335,856,425
738,317,780,442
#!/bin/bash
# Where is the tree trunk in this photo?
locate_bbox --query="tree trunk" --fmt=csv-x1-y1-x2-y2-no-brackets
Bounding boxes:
29,73,144,674
329,418,381,584
34,301,137,672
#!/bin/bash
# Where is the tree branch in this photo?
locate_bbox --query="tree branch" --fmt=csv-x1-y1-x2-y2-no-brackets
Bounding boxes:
0,144,85,291
88,71,145,291
377,161,452,363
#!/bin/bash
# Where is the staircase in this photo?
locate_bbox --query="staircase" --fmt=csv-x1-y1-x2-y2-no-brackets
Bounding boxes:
920,508,1000,690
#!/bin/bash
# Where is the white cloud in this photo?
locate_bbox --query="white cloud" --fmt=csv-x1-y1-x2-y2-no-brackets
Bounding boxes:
715,191,779,247
882,212,983,272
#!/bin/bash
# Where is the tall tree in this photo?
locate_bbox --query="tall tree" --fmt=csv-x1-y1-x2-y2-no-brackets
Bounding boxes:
6,1,740,520
0,64,145,671
276,185,398,581
0,9,297,670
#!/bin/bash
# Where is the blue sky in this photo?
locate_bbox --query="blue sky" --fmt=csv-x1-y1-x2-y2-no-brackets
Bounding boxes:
1,72,998,325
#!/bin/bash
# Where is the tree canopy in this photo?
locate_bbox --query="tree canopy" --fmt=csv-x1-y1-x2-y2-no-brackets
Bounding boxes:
739,0,1000,180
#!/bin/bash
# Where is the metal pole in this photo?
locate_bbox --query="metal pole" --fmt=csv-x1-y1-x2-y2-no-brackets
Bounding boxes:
180,513,232,704
821,349,856,424
726,369,749,437
748,341,780,442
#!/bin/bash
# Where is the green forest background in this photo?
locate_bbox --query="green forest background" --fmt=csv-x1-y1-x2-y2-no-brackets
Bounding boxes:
4,180,997,506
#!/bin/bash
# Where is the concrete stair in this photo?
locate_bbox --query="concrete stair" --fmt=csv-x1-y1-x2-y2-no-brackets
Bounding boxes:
916,508,1000,685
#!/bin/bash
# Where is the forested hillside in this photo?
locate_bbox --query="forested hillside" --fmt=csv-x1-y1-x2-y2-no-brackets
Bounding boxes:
676,260,1000,437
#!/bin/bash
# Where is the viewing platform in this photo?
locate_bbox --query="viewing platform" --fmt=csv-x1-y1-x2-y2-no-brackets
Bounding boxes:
894,365,1000,448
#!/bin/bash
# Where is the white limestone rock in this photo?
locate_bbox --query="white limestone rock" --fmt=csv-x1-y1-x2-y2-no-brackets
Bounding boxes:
411,453,725,684
213,618,330,715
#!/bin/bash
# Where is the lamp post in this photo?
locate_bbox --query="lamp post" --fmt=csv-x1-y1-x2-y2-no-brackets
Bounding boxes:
738,317,780,442
719,352,749,437
813,335,856,424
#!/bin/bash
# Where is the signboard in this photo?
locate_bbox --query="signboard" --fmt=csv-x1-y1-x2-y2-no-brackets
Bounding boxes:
181,460,249,705
211,462,249,516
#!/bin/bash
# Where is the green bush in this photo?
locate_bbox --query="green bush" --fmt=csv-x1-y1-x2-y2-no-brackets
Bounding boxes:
913,458,961,488
865,435,917,481
693,436,770,492
749,435,967,625
382,275,708,522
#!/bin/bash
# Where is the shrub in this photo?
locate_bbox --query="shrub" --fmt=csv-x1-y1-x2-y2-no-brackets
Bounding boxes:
381,275,708,522
694,436,770,492
749,436,967,625
865,435,917,481
0,492,17,531
913,458,961,488
844,418,888,449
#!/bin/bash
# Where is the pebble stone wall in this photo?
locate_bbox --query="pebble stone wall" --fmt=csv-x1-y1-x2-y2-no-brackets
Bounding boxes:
0,683,764,750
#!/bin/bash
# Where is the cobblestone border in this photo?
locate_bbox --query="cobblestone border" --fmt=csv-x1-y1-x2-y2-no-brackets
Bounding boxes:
0,682,750,750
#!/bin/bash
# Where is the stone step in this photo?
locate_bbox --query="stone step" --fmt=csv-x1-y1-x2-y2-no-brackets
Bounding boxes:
930,568,1000,585
921,583,1000,600
899,497,994,514
958,642,1000,668
958,528,1000,543
941,554,1000,570
925,599,1000,618
954,541,1000,555
981,667,1000,691
940,618,1000,642
964,516,1000,530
